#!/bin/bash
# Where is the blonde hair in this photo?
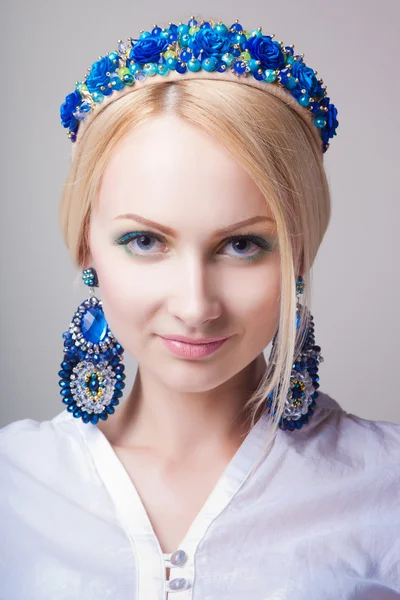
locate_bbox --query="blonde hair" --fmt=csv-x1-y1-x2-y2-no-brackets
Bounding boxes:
59,79,331,449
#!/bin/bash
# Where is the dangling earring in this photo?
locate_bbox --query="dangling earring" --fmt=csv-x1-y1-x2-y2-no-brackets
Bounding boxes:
58,267,126,425
266,275,324,432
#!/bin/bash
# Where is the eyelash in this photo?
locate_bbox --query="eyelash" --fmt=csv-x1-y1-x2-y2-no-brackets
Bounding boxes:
113,230,274,262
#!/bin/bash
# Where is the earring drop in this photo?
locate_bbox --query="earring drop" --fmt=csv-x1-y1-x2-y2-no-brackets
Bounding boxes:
58,267,126,424
266,275,324,431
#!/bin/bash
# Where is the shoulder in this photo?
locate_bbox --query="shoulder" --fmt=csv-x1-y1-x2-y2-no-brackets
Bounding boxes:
311,391,400,462
0,410,89,480
277,392,400,581
0,409,76,450
289,391,400,486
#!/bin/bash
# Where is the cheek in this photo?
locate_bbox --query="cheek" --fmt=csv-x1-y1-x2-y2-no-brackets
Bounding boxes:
225,262,281,345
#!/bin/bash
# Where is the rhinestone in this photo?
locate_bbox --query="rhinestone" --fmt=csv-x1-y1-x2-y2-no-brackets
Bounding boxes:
81,306,108,344
118,41,127,54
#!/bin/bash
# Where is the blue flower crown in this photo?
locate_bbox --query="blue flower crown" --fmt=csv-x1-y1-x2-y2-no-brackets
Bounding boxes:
60,16,339,153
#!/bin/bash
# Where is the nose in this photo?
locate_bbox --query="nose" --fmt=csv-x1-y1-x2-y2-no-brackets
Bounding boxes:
167,257,222,328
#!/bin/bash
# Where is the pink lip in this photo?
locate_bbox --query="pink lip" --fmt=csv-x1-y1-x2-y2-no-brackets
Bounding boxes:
157,335,229,359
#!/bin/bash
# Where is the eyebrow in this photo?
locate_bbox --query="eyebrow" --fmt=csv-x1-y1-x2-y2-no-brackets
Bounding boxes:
113,213,275,237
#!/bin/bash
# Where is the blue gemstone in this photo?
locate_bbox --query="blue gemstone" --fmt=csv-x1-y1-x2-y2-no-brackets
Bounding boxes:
232,60,246,75
110,76,125,91
216,60,228,73
79,102,92,113
58,370,71,379
180,50,192,62
60,388,73,398
175,62,187,73
278,68,290,85
88,376,99,392
62,397,74,405
230,22,243,32
81,307,108,343
253,70,264,81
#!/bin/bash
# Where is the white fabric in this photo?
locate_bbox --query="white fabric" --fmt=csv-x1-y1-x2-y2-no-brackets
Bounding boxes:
1,391,399,599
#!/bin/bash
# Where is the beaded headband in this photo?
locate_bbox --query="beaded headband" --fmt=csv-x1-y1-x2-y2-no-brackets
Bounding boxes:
60,16,339,153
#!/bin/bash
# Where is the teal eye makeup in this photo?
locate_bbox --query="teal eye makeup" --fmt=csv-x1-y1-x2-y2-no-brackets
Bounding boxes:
113,231,167,259
226,234,274,262
113,230,275,261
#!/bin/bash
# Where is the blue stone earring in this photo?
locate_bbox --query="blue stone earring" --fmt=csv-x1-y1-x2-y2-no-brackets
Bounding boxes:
266,275,324,431
58,267,126,424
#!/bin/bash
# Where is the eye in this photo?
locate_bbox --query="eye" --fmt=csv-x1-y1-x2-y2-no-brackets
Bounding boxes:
114,231,273,261
116,231,167,256
222,235,272,260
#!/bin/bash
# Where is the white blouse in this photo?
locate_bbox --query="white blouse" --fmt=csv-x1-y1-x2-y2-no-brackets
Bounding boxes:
0,391,399,599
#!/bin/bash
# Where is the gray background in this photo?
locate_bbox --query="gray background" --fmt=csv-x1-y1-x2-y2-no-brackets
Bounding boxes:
1,0,399,427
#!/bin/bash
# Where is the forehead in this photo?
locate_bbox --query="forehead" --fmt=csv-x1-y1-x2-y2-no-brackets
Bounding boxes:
96,115,274,224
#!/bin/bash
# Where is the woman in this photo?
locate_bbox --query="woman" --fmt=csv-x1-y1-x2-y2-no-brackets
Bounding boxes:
1,16,399,599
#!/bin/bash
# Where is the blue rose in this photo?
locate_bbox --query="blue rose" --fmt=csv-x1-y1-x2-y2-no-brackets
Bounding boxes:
60,90,82,130
290,62,319,96
326,103,338,138
86,56,119,94
245,36,285,70
190,28,231,59
129,36,169,64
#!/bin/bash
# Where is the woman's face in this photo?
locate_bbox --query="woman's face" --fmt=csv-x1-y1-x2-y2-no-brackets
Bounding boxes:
89,115,281,392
